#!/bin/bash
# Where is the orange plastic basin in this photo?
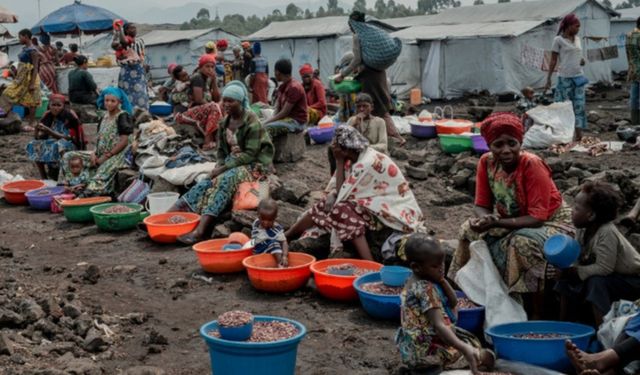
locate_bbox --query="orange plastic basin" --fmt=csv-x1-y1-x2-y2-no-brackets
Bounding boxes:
193,238,253,274
310,259,383,301
1,180,46,205
229,232,250,245
242,252,316,293
61,196,112,206
143,212,201,243
435,119,473,135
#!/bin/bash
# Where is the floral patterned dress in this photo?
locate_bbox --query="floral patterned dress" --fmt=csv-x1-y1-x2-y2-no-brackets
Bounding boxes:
395,276,479,369
60,111,131,195
1,46,41,108
26,110,80,165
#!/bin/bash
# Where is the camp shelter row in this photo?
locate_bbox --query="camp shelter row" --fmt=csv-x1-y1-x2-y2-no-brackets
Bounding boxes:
246,0,619,99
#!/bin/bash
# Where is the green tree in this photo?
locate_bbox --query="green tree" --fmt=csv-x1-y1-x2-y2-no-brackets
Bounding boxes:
601,0,612,7
473,0,484,4
417,0,459,14
374,0,386,17
285,3,302,19
304,9,314,19
317,6,327,17
616,0,640,8
353,0,367,13
326,0,344,16
197,8,210,20
498,0,510,3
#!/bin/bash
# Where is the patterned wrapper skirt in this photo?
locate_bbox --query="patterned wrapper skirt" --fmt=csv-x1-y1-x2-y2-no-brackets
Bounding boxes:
118,63,149,110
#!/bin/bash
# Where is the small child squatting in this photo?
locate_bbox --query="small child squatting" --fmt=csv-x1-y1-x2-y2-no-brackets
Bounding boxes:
395,233,494,375
251,198,289,267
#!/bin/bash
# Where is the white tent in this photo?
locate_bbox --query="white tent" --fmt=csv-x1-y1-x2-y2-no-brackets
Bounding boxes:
610,7,640,73
142,28,240,82
246,17,416,97
2,34,112,63
387,0,617,99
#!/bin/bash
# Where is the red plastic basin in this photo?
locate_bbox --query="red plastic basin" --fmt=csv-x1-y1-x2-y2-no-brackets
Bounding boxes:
1,180,46,205
143,212,201,243
310,259,383,301
243,252,316,293
435,119,473,135
193,238,253,274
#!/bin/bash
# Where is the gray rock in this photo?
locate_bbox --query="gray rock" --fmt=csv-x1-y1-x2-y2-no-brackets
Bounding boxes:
407,151,427,167
0,112,21,135
123,366,166,375
405,164,432,180
35,341,75,357
125,313,148,325
63,357,103,375
213,223,231,238
430,189,473,206
566,167,586,179
33,318,61,337
390,147,410,161
0,308,24,327
546,157,569,174
232,201,304,230
147,344,163,354
271,180,310,205
20,298,45,323
112,265,138,273
0,332,13,356
434,157,455,173
34,369,67,375
452,169,473,188
70,103,100,123
81,265,100,285
38,297,63,320
0,246,13,258
467,106,494,121
10,354,26,364
63,303,82,319
272,131,306,163
168,278,188,289
587,111,601,123
83,328,110,353
143,329,168,346
74,314,93,338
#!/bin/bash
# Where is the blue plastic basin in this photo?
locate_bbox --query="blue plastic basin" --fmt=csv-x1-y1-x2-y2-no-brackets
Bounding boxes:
25,186,66,210
308,126,335,144
222,243,243,251
485,321,595,372
149,103,173,116
544,234,580,269
410,122,437,139
12,105,25,119
455,291,485,333
200,315,306,375
219,320,253,341
380,265,412,287
353,272,401,320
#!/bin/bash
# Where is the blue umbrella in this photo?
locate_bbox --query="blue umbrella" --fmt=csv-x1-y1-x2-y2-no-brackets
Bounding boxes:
31,0,125,35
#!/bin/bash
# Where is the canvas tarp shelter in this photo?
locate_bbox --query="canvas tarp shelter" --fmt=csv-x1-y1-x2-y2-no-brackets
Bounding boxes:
387,0,617,99
247,16,418,98
610,7,640,73
141,28,240,82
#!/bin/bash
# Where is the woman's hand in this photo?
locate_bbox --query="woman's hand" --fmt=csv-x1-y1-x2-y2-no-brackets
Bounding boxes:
324,192,337,214
461,345,480,374
469,214,499,233
333,74,344,84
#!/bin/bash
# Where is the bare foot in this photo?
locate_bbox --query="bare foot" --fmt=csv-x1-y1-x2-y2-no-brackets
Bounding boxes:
177,231,202,245
566,340,586,373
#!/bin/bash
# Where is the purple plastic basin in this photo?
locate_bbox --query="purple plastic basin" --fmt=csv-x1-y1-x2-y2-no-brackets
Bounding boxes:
309,126,335,144
471,134,490,154
25,186,66,210
410,122,437,139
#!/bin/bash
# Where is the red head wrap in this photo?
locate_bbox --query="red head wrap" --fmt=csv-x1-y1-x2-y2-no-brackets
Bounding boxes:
216,39,228,49
49,93,66,104
479,112,524,145
198,54,217,68
299,63,314,76
167,63,178,75
558,13,580,35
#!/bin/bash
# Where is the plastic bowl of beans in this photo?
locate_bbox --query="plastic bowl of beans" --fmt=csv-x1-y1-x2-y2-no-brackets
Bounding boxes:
455,291,485,333
353,272,402,320
485,321,595,372
143,212,201,243
310,259,383,301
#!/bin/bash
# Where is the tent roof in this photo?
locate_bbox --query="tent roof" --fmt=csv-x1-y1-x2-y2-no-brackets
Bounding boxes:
392,20,543,41
614,7,640,22
248,16,396,41
142,28,235,46
385,0,616,29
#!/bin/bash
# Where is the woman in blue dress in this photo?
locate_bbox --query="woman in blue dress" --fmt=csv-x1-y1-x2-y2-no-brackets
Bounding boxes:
26,94,84,179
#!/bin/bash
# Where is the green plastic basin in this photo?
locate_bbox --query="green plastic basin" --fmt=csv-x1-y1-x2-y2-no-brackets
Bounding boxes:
90,203,149,232
438,134,473,154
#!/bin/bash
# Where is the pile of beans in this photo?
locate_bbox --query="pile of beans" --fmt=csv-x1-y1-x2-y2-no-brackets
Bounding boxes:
457,297,478,309
211,321,299,343
326,264,375,277
512,332,570,340
361,281,403,295
167,215,188,224
104,205,136,214
35,189,53,196
218,310,253,327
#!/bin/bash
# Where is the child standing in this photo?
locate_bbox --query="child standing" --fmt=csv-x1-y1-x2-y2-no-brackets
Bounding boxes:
251,199,289,267
395,233,494,375
556,181,640,325
517,86,538,132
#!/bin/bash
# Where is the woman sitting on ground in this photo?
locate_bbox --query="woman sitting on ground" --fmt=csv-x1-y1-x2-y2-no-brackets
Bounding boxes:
167,65,191,113
171,81,274,244
556,181,640,325
286,125,422,261
60,87,133,197
68,55,99,105
26,94,85,180
447,112,574,319
175,55,221,151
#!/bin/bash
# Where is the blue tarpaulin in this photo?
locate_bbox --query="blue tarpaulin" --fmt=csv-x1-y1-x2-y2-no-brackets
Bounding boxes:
31,0,124,35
